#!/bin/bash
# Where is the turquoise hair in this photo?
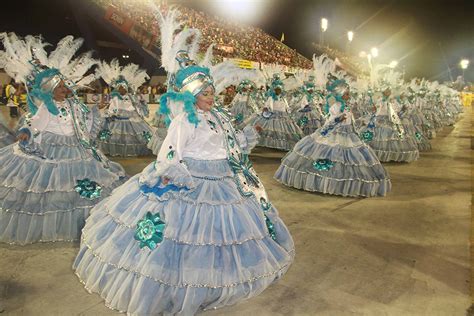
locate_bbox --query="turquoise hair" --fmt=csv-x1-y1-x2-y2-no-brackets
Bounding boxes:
159,91,199,127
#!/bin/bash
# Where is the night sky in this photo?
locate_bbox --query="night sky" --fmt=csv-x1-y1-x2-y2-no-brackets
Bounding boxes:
1,0,473,82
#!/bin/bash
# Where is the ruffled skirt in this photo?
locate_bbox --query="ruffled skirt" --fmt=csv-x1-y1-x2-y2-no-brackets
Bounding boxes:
364,116,419,162
0,132,127,244
274,124,391,197
98,114,154,157
247,111,303,151
293,108,325,136
74,158,294,315
229,101,255,125
0,124,15,148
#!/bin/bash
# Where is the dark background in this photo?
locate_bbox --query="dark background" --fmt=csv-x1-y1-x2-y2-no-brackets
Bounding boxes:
1,0,473,82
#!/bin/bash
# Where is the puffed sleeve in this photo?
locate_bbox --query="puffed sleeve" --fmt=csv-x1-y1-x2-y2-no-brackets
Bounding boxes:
139,113,195,189
18,103,50,138
235,124,260,154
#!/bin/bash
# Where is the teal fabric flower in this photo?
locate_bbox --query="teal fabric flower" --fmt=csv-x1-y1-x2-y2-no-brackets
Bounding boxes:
98,129,112,141
415,132,422,141
134,212,166,250
75,179,102,200
142,131,152,143
298,116,309,127
313,159,335,171
235,113,244,123
361,130,374,142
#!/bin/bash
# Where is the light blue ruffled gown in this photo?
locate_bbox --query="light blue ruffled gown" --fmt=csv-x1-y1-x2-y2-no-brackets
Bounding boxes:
246,96,304,151
291,93,326,135
98,93,154,157
275,101,391,197
361,98,419,162
228,92,258,127
0,99,127,244
74,107,294,315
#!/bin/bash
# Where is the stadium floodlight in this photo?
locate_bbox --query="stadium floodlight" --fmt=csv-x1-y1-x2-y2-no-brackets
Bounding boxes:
460,59,469,69
347,31,354,42
321,18,328,32
370,47,379,58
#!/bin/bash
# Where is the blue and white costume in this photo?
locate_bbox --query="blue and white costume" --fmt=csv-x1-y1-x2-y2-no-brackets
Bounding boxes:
0,33,126,244
275,77,391,197
247,74,304,151
74,13,293,315
96,60,155,157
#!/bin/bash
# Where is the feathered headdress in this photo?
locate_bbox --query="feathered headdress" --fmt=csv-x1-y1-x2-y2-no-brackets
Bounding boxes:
156,8,256,126
313,54,336,89
96,59,149,93
0,33,97,115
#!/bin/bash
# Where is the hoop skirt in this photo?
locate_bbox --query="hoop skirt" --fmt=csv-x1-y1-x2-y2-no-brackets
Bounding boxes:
0,132,127,244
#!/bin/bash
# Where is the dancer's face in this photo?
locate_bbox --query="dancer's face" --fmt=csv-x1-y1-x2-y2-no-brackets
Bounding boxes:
196,86,215,112
53,80,70,102
342,90,350,101
118,85,127,96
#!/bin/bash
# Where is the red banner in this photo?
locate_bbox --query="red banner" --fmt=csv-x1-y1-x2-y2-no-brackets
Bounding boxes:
104,6,134,34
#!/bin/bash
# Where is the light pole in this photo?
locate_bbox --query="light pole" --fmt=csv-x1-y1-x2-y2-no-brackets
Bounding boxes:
320,18,328,46
460,59,469,80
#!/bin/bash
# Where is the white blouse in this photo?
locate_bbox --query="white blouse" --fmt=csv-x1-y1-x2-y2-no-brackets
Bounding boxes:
140,109,257,187
29,100,75,136
264,97,288,112
328,101,353,125
108,95,135,113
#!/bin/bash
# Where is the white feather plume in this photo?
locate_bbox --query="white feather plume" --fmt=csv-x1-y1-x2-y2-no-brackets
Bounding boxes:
0,33,95,87
312,54,335,88
96,59,149,90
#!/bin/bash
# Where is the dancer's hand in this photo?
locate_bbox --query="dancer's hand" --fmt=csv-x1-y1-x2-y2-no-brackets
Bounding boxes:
255,125,263,133
161,177,170,185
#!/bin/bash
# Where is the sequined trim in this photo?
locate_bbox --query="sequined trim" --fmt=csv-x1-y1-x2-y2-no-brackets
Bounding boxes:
0,183,77,193
279,163,390,183
372,149,419,154
4,237,78,246
0,205,92,216
74,273,128,314
98,131,152,137
79,235,294,289
12,145,94,163
97,141,150,146
40,141,80,147
291,149,383,167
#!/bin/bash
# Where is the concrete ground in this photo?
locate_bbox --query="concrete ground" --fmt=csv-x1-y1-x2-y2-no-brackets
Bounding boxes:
0,107,471,315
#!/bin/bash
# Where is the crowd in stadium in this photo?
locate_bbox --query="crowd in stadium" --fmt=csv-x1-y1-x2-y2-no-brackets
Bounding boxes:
92,0,312,68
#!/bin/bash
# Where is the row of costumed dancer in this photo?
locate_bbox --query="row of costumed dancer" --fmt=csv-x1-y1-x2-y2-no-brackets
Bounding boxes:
220,56,462,197
0,8,462,315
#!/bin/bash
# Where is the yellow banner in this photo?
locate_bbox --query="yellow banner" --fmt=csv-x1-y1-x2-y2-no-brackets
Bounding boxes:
231,58,256,69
